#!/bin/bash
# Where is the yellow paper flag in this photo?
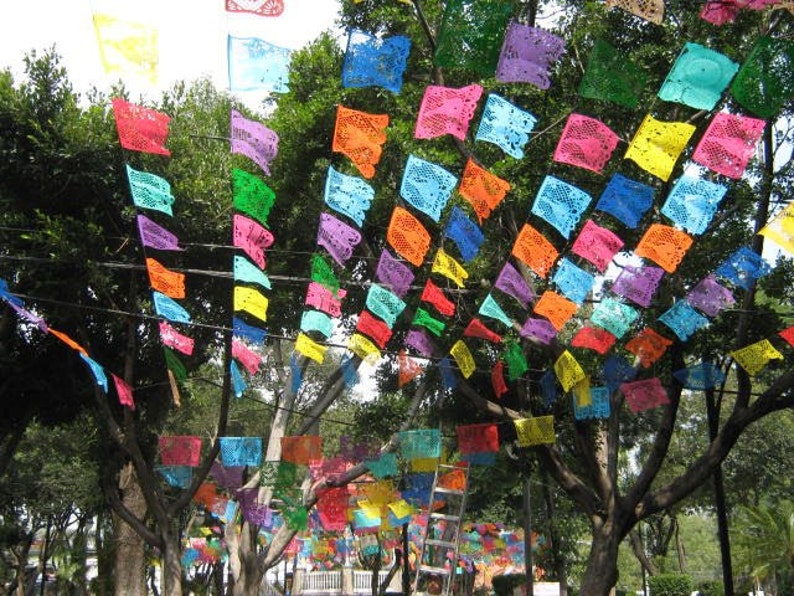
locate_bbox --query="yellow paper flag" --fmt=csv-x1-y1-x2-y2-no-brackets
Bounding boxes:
759,201,794,255
450,340,476,379
93,13,158,84
554,350,587,392
730,339,784,376
295,332,327,363
348,333,381,364
233,286,269,322
514,416,555,447
432,248,469,288
388,499,414,520
573,377,592,408
624,114,696,181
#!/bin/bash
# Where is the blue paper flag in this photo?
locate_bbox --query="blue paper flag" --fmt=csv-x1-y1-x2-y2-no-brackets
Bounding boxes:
80,353,108,392
230,360,247,398
601,354,637,390
152,291,191,323
661,175,727,235
475,94,537,159
531,175,592,239
228,35,291,93
444,206,485,263
573,386,611,420
342,29,411,94
658,300,710,341
553,258,595,305
324,165,375,227
400,155,457,222
673,361,726,390
596,173,655,229
716,246,771,290
233,316,267,344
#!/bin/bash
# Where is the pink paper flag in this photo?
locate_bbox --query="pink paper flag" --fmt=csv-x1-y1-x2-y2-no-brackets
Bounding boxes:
232,338,262,375
692,111,766,179
233,213,275,270
415,84,483,141
305,282,347,318
621,377,670,413
553,114,620,174
112,373,135,410
159,321,195,355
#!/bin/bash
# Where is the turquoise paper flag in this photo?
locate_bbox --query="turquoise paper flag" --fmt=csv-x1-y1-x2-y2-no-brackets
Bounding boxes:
126,164,175,215
80,353,108,392
152,291,191,323
233,255,272,289
479,294,513,328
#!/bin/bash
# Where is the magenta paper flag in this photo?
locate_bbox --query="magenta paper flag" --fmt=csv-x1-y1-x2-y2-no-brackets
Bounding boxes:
233,214,274,270
112,373,135,410
232,338,262,375
305,282,347,318
231,109,279,175
159,321,194,355
621,377,670,413
570,219,625,272
317,212,362,267
137,214,183,251
225,0,284,16
553,114,620,174
692,111,767,179
415,84,483,141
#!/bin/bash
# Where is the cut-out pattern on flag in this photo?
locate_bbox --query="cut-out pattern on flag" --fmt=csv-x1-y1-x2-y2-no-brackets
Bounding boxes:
112,373,135,410
356,310,393,349
300,310,333,338
234,255,271,290
496,22,566,88
531,175,592,239
376,249,415,298
305,282,346,318
232,339,262,375
233,286,268,322
553,258,595,305
332,105,389,179
366,452,398,479
692,112,767,179
458,158,512,223
234,214,275,270
759,201,794,255
479,294,513,328
554,350,586,392
602,354,637,390
227,35,291,93
658,42,739,110
400,155,457,222
146,258,185,299
673,362,726,390
432,248,469,287
731,339,784,376
591,297,639,339
520,317,558,345
126,165,175,215
153,291,191,323
574,386,611,420
534,291,578,331
624,114,696,181
686,274,736,317
659,300,710,341
159,321,194,355
456,423,500,454
625,327,673,368
225,0,284,17
342,29,411,94
156,465,192,488
611,265,665,308
475,94,537,159
231,110,279,176
412,308,445,336
400,429,441,460
434,0,514,75
730,35,794,118
317,212,362,267
514,416,555,446
661,175,727,235
605,0,665,24
495,261,535,309
415,84,483,140
398,349,424,387
112,98,171,156
421,279,455,316
450,339,476,379
464,318,502,343
160,436,202,466
365,285,406,328
621,377,670,413
716,246,771,289
571,326,617,355
634,224,694,273
553,114,620,174
504,340,529,381
405,328,435,358
492,360,508,397
578,39,647,108
513,224,559,278
93,14,158,84
348,333,382,363
596,173,655,229
444,206,485,263
219,437,262,467
137,214,182,251
699,0,741,26
571,220,625,273
233,168,275,226
324,166,375,227
386,207,431,268
281,435,322,465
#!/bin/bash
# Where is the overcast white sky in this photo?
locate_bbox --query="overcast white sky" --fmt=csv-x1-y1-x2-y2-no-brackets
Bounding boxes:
0,0,342,105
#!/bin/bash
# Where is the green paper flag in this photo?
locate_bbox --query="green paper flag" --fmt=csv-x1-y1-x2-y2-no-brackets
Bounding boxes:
412,307,446,337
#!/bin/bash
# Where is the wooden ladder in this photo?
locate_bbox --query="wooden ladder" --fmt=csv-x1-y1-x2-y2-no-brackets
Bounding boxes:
412,462,471,596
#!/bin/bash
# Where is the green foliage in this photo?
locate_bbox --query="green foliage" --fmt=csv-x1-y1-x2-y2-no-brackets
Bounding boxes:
697,579,724,596
491,573,525,596
733,500,794,593
647,573,693,596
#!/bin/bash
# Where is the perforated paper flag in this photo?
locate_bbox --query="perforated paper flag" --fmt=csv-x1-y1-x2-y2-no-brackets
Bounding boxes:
112,98,170,156
475,94,537,159
492,360,508,397
605,0,664,24
415,84,483,141
405,329,435,358
48,329,87,356
479,294,513,328
661,175,727,235
625,327,673,368
514,416,555,446
512,224,558,278
432,248,469,288
233,286,268,322
324,166,374,227
686,274,736,317
400,429,441,460
281,435,322,465
495,261,535,309
342,29,411,94
602,354,637,390
400,155,457,222
624,114,696,181
621,377,670,413
596,173,655,229
366,285,406,328
137,214,182,251
225,0,284,16
219,437,262,468
658,42,739,110
301,310,333,338
553,114,620,174
464,318,502,343
635,224,693,273
159,321,194,355
356,310,393,348
450,340,476,379
554,350,586,392
534,291,578,331
552,259,595,305
234,256,271,290
673,362,726,390
591,297,639,339
421,279,455,316
398,349,424,387
80,353,108,392
730,35,794,118
348,333,382,364
496,21,566,88
578,39,646,108
153,291,191,323
730,339,784,376
317,212,362,267
571,327,616,355
333,105,389,179
228,35,291,92
574,386,611,420
759,201,794,255
504,340,528,381
520,317,557,345
716,246,771,289
570,220,624,272
305,282,346,318
112,373,135,410
456,423,499,454
531,176,592,239
146,258,185,299
126,165,174,215
232,168,275,226
295,332,327,363
376,249,415,297
412,308,445,336
658,300,710,341
444,206,485,263
231,110,279,176
233,214,274,270
611,265,665,308
386,206,431,267
94,14,158,84
160,436,202,467
692,112,766,179
232,339,262,375
458,158,512,223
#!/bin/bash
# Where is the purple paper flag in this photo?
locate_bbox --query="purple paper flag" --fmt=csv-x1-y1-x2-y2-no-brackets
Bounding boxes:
317,212,362,267
210,461,244,490
231,109,279,176
519,317,557,344
137,214,183,251
405,328,436,358
8,301,49,332
375,249,415,298
495,262,535,309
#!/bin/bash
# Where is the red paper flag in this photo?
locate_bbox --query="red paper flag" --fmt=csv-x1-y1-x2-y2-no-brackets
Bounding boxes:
112,373,135,410
111,98,171,156
464,318,503,343
420,279,456,316
398,349,424,387
491,361,508,398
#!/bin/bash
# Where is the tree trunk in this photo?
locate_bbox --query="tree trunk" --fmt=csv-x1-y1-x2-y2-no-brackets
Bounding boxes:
231,522,263,596
114,463,147,596
160,529,184,596
578,522,621,596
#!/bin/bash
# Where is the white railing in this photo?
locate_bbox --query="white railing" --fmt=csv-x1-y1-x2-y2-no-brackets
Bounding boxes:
259,579,283,596
301,570,343,594
353,570,391,593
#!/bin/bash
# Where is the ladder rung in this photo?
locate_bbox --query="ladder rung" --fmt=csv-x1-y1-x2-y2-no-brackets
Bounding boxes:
419,564,451,575
429,512,461,522
425,538,456,549
434,486,465,496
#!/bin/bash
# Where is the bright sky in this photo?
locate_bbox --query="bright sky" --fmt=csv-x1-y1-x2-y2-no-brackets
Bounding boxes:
0,0,342,106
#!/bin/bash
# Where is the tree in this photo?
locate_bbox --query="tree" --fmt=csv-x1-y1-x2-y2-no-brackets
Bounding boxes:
734,501,794,594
